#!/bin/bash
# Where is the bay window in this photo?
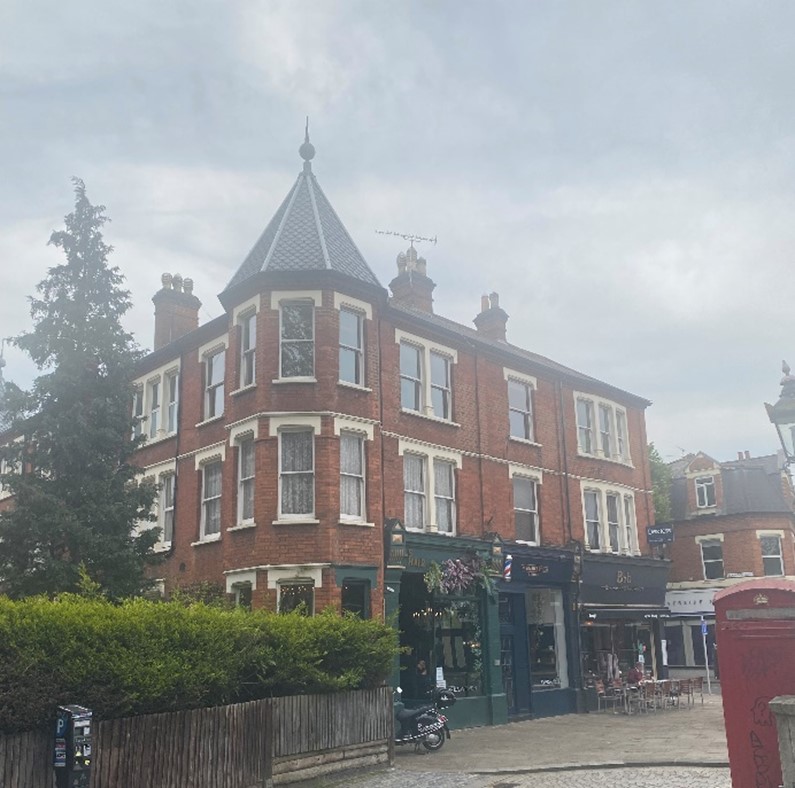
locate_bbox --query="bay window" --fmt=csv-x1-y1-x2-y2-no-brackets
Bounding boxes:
582,483,638,554
239,311,256,388
237,438,255,524
339,308,364,386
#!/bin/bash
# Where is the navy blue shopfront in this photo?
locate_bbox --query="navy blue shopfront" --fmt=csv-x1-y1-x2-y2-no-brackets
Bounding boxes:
496,546,580,718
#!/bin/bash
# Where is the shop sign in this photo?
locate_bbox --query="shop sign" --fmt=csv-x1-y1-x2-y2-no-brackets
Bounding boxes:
647,525,674,544
580,555,669,607
665,588,717,616
509,550,575,585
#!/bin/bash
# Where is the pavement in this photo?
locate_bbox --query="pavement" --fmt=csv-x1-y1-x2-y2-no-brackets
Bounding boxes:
296,686,730,788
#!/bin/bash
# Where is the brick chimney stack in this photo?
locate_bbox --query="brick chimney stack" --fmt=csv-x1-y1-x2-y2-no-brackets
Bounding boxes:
152,273,202,350
388,245,436,313
473,291,509,341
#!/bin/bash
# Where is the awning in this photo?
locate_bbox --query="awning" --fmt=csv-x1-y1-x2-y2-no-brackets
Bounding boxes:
581,606,671,622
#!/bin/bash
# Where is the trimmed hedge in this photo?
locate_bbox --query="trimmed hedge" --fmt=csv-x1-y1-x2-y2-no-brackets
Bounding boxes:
0,595,398,733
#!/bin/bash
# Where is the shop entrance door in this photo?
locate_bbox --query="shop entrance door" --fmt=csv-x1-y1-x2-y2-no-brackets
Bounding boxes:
499,592,530,715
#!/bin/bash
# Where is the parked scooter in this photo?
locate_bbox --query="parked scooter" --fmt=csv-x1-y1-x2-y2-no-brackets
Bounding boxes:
393,687,455,752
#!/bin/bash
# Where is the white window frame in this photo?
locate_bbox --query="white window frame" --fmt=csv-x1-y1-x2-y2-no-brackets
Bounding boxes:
506,372,536,443
395,329,458,423
758,531,785,577
204,347,226,421
148,378,161,440
132,386,144,439
159,472,176,546
574,392,631,464
696,534,724,580
338,307,365,387
429,352,452,420
695,476,716,508
512,475,540,544
132,360,181,442
200,460,223,541
278,299,316,381
165,370,179,434
580,481,638,554
433,458,456,534
139,459,178,550
239,311,257,389
398,439,462,533
276,425,317,522
236,436,256,527
340,430,366,522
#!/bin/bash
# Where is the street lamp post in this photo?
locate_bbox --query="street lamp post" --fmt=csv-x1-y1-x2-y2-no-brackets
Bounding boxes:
765,361,795,465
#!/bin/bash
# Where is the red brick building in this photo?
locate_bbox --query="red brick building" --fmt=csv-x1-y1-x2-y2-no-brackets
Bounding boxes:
664,450,795,675
125,138,667,723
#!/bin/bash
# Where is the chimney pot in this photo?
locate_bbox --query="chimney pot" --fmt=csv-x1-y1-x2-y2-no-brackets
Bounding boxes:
474,290,509,341
738,452,743,460
389,245,436,313
745,450,751,460
152,274,202,350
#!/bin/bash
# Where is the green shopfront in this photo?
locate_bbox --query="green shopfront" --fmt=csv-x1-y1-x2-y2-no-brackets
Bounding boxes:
384,523,507,729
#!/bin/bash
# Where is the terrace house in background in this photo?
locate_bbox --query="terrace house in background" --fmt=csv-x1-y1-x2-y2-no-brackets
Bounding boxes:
123,134,667,726
664,450,795,675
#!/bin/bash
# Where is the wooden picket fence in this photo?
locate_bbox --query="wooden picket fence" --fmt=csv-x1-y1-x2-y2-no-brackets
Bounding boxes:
0,687,393,787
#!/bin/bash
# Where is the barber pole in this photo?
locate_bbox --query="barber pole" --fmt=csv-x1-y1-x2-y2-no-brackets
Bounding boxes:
503,554,512,583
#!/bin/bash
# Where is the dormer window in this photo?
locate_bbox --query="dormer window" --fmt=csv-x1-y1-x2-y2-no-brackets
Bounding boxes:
695,476,716,508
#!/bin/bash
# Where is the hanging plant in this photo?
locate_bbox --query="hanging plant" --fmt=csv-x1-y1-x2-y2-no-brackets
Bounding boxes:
424,553,496,597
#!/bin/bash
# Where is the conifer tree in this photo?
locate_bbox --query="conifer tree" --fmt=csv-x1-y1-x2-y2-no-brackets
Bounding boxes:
0,179,159,598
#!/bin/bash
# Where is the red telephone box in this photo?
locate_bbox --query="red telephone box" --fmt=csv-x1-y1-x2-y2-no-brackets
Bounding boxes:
714,579,795,788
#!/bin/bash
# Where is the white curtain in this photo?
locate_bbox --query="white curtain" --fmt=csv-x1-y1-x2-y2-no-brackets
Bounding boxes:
434,460,454,533
340,433,363,517
203,462,222,534
403,454,425,528
281,431,313,514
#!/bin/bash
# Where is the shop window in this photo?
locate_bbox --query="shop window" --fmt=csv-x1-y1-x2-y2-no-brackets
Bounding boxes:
436,604,483,696
527,588,568,689
278,582,314,615
664,623,685,666
341,580,370,619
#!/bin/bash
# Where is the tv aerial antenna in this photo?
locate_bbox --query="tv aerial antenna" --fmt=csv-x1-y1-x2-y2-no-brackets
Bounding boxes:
375,229,438,249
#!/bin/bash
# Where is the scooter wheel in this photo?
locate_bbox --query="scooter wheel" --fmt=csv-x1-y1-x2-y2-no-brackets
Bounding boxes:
422,730,445,751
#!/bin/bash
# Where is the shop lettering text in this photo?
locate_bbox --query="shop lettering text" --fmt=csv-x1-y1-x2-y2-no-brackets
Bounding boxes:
520,563,549,576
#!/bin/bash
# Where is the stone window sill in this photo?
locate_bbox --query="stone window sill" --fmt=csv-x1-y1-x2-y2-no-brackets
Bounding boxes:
338,381,372,393
191,534,221,546
228,522,257,532
230,384,257,397
400,409,460,428
272,377,317,385
272,518,320,525
196,415,224,428
339,520,375,528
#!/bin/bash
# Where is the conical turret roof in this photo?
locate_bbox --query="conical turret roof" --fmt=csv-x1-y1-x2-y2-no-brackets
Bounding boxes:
224,132,381,293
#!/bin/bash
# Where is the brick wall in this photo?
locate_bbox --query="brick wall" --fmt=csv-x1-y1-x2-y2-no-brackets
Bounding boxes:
134,281,655,614
669,512,795,582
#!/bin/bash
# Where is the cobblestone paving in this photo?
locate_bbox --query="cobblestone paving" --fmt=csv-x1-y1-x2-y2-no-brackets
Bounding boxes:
311,766,732,788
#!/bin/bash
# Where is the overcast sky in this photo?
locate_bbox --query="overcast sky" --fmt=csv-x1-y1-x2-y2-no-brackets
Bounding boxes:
2,1,794,464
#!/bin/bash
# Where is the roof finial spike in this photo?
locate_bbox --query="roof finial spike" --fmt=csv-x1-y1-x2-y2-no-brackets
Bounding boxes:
299,116,316,168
